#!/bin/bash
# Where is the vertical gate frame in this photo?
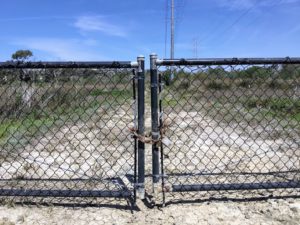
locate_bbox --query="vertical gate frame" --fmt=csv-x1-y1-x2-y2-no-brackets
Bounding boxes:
136,55,146,199
150,53,160,193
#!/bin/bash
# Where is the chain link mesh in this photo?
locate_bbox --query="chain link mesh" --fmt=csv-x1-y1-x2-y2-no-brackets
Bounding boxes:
157,61,300,204
1,59,300,207
0,64,138,205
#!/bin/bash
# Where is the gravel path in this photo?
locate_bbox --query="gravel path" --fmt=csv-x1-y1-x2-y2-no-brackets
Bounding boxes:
0,96,299,224
0,199,300,225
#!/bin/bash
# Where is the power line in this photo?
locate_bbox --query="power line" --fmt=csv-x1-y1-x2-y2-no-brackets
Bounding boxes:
214,6,254,40
210,0,284,48
199,3,256,44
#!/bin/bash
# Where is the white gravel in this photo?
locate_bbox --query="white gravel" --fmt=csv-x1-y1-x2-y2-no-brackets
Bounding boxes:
0,103,299,224
0,199,300,225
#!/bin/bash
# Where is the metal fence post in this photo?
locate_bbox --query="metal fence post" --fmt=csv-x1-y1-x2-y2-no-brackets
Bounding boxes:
137,55,145,199
150,53,160,191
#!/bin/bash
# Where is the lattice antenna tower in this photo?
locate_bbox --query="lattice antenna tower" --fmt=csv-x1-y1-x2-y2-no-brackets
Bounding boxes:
171,0,175,60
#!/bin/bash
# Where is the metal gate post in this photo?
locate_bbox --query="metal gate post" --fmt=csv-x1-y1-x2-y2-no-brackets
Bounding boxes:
150,53,160,191
137,55,145,199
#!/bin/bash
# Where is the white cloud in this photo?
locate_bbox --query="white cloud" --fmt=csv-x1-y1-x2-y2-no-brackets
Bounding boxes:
260,0,300,7
0,16,74,22
217,0,253,9
74,16,127,37
215,0,300,10
12,38,106,61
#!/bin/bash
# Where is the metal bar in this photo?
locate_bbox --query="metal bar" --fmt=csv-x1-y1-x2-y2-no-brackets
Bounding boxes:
164,170,300,177
0,177,139,182
150,53,160,186
137,55,145,199
132,68,138,204
158,72,166,206
0,61,138,69
172,182,300,192
156,57,300,66
0,189,132,198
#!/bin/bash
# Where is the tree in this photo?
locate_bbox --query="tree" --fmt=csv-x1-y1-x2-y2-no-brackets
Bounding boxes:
207,67,228,78
11,50,34,108
11,50,33,61
280,64,300,79
11,50,33,82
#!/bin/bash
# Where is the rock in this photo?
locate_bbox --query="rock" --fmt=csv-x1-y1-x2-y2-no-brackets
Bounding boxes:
288,199,295,204
16,215,24,223
0,218,15,225
244,212,251,219
290,206,300,213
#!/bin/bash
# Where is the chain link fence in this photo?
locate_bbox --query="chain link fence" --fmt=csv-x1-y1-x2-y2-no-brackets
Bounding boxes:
0,61,141,207
152,57,300,205
0,56,300,208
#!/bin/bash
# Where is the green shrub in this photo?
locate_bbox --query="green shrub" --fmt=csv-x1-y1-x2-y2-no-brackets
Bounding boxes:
237,79,252,88
206,81,230,90
177,80,191,90
244,98,300,122
268,80,291,89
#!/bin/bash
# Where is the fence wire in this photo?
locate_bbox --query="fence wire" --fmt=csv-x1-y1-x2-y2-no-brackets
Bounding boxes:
156,59,300,205
0,63,138,205
1,58,300,208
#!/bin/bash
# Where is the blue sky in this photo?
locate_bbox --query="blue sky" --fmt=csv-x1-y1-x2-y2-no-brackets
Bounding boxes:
0,0,299,61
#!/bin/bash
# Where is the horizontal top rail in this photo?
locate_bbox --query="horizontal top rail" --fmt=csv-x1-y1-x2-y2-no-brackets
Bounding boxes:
0,61,138,69
156,57,300,66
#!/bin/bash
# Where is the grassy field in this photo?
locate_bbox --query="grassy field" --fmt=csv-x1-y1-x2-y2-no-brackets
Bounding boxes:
161,65,300,129
0,69,133,150
1,65,299,150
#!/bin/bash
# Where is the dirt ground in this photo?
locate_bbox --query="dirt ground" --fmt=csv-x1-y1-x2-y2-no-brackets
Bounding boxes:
0,198,300,225
0,78,299,224
0,106,299,225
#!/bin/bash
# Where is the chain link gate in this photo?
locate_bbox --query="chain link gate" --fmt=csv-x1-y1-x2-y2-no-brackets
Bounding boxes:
150,55,300,206
1,55,300,208
0,57,145,207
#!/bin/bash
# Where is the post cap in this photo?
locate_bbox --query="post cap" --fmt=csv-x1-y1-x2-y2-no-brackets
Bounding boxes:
150,53,158,59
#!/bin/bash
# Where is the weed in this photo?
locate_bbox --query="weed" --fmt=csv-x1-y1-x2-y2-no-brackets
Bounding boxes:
206,81,230,90
237,79,252,88
163,99,178,107
244,98,300,122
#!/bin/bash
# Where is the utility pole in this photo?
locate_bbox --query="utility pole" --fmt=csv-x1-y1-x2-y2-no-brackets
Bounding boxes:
170,0,175,81
171,0,175,60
